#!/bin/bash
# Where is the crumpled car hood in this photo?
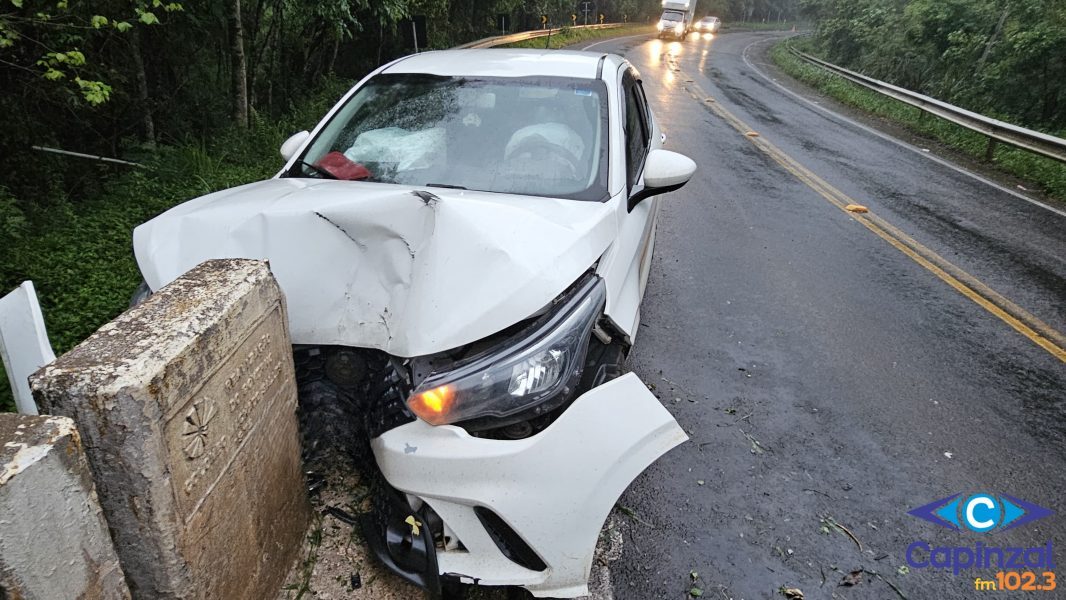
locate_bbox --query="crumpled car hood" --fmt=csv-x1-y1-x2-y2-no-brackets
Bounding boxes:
133,178,617,357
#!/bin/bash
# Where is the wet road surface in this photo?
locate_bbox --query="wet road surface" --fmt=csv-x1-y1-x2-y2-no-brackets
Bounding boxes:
583,31,1066,600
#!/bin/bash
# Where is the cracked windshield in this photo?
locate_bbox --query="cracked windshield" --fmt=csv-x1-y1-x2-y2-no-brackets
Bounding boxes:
295,74,610,201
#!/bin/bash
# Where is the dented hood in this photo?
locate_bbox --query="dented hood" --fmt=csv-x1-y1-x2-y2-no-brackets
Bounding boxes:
133,179,617,357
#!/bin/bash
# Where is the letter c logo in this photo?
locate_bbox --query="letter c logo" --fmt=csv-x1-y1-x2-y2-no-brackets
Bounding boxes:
965,494,999,532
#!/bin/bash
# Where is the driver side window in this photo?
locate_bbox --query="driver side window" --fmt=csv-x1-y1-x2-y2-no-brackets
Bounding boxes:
622,71,650,193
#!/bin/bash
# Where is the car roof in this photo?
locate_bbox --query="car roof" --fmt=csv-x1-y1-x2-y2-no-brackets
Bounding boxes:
383,49,619,80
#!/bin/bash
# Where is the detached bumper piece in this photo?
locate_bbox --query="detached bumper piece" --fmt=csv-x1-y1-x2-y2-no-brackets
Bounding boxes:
360,480,442,596
366,373,688,597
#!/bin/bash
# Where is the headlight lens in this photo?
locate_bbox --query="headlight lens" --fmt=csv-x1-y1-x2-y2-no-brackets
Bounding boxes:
675,23,684,32
407,276,605,427
657,22,665,30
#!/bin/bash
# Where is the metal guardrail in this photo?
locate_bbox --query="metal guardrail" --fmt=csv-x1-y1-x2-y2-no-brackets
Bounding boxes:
787,45,1066,164
456,23,623,49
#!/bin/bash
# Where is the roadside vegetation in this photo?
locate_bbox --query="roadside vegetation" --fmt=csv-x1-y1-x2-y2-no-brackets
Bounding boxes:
503,24,652,49
776,0,1066,200
0,81,348,412
719,20,806,32
770,39,1066,202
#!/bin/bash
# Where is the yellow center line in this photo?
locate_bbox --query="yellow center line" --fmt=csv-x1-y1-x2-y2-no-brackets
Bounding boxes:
676,69,1066,364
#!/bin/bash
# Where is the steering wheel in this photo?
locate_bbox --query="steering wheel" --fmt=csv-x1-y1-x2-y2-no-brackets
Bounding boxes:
506,137,582,180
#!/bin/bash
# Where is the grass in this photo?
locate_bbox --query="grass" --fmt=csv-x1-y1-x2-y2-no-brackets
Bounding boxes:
0,79,351,413
502,24,652,49
769,38,1066,202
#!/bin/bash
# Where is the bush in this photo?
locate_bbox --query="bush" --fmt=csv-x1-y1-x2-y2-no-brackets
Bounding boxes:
769,40,1066,201
0,79,351,413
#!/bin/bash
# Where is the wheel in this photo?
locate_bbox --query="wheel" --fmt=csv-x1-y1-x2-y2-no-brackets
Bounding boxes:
293,346,365,464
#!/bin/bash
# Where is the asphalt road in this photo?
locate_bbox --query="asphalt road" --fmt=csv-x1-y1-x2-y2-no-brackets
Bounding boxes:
580,31,1066,600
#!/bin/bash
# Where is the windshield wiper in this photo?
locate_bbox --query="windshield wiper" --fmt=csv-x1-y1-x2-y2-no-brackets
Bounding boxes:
290,160,338,180
425,183,466,190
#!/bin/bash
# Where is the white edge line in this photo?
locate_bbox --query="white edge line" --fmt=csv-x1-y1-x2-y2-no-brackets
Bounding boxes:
739,37,1066,219
581,33,653,51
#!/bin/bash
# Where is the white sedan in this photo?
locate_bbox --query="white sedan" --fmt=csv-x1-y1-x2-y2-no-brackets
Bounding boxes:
695,16,722,32
134,49,695,598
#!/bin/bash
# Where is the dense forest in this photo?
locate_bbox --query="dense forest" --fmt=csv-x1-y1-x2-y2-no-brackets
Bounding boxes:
0,0,800,220
800,0,1066,131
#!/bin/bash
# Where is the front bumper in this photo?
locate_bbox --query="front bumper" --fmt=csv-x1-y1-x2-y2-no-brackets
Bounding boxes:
366,373,687,597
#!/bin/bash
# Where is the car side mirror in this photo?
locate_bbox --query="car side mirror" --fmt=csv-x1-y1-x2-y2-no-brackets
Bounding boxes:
628,149,697,212
280,131,310,161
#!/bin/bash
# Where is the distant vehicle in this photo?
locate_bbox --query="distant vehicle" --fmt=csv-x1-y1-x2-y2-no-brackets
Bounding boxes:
695,16,721,33
658,0,698,39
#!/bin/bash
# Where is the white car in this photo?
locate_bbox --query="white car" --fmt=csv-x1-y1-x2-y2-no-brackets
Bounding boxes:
695,16,722,32
133,49,695,598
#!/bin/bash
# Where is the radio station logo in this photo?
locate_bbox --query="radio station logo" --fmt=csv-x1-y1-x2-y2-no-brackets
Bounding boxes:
905,492,1057,591
908,492,1054,533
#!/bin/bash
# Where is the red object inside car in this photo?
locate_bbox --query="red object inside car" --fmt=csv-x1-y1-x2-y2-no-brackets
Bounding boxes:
316,151,372,181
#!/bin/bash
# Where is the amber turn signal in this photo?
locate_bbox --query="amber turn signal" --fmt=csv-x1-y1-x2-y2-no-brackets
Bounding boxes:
408,385,455,425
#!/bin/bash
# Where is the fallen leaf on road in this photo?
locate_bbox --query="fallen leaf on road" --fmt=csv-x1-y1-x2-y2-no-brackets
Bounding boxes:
844,204,869,213
897,565,909,576
839,570,864,587
745,131,760,137
743,430,768,454
690,570,699,581
617,504,655,528
689,587,704,597
943,451,953,459
780,587,804,599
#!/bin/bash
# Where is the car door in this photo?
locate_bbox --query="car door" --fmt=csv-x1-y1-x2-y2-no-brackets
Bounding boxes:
598,65,661,342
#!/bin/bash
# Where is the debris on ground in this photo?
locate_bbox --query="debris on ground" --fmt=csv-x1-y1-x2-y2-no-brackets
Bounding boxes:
844,204,869,213
779,587,805,599
819,516,863,552
277,453,422,600
617,503,656,527
688,569,704,597
827,566,909,600
742,429,769,454
839,570,864,587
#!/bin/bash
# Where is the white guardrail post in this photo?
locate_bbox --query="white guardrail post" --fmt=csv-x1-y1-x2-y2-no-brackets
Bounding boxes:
786,44,1066,165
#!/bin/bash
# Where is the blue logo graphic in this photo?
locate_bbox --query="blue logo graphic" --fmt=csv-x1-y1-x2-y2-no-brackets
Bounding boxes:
909,493,1053,533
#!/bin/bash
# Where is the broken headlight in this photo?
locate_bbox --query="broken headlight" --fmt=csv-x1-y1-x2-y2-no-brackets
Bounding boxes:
407,275,606,427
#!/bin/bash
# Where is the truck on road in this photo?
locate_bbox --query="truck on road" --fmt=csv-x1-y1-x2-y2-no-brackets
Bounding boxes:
658,0,698,39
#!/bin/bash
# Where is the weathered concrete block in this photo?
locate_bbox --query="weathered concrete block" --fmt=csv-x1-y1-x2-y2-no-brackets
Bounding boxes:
30,259,309,600
0,413,130,600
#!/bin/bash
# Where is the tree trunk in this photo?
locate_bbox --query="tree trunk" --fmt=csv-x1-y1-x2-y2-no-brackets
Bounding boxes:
229,0,249,128
976,5,1009,72
131,29,155,146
